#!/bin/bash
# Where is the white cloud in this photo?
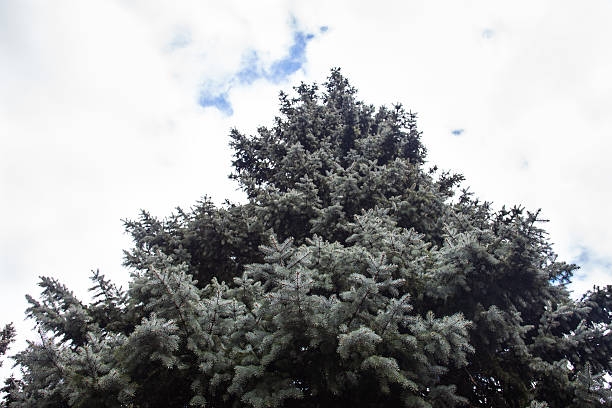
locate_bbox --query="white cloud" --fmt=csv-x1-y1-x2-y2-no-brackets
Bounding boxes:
1,0,611,383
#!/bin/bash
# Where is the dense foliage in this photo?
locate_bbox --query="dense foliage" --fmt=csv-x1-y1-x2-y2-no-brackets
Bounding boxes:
0,323,15,368
2,69,611,408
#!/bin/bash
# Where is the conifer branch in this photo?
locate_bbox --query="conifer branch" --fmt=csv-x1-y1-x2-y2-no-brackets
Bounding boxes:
149,266,190,337
38,329,63,375
287,250,310,270
208,288,222,335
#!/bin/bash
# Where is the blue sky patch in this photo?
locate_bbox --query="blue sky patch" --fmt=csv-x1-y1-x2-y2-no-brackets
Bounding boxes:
168,30,192,50
482,29,494,39
199,92,233,116
237,28,318,84
267,31,313,82
236,50,261,85
235,29,315,85
451,129,464,136
199,25,320,114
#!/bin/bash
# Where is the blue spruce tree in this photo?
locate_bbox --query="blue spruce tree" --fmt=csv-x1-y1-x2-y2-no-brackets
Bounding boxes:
3,69,611,408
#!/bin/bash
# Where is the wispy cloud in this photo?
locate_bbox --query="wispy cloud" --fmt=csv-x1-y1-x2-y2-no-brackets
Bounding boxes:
236,50,262,85
198,25,322,114
573,247,592,266
236,30,315,85
570,247,611,296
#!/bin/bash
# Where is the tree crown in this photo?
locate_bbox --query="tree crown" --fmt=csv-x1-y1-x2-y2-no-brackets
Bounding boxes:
3,70,611,408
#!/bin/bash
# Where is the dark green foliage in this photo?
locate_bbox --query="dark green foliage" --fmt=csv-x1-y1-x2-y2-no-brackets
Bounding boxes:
0,323,15,368
3,69,611,408
0,324,16,408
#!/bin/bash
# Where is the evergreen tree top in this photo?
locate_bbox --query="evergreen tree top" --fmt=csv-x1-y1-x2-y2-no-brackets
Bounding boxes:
3,69,611,408
230,68,426,195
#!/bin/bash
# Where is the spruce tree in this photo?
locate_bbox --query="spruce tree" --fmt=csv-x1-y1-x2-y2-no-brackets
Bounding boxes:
1,323,16,408
0,323,15,369
3,69,611,408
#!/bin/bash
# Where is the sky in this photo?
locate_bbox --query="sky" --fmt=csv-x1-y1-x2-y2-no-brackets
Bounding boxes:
1,0,611,381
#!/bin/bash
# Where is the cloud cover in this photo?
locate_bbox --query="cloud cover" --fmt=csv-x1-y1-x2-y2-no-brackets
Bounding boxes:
1,0,611,381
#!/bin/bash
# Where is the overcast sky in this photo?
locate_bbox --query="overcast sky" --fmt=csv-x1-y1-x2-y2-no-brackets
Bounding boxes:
1,0,611,381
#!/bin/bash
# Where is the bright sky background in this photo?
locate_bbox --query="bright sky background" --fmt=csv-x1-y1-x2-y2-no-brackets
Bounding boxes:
1,0,611,381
